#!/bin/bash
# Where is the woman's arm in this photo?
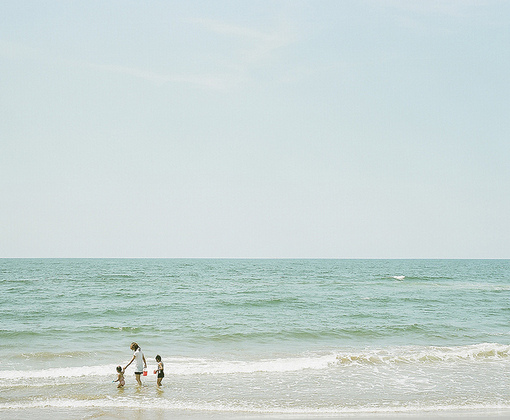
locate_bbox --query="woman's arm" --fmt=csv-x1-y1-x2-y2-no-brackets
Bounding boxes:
124,355,135,370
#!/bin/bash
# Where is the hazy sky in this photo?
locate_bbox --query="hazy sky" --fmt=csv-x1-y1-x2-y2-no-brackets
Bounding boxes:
1,1,509,258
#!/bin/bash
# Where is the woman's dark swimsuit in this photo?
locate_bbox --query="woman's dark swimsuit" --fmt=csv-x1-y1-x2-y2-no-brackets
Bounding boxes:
158,370,164,378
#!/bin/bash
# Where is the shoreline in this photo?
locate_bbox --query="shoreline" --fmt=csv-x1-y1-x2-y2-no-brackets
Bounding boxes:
4,406,510,420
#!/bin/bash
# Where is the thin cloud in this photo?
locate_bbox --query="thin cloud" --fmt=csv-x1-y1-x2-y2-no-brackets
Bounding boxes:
190,17,297,65
189,18,268,40
86,62,235,90
83,19,297,91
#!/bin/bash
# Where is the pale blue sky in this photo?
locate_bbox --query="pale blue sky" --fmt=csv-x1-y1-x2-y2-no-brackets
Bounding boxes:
1,1,509,258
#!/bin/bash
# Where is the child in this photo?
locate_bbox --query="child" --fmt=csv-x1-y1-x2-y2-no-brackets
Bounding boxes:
113,366,125,388
154,355,164,387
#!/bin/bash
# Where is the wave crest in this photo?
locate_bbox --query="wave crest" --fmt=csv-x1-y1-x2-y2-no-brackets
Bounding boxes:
336,343,510,366
1,343,508,382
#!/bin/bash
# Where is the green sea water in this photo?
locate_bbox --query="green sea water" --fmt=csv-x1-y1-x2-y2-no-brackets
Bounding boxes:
1,259,510,418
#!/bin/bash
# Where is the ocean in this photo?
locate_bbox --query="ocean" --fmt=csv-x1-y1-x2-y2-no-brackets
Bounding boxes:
1,258,510,419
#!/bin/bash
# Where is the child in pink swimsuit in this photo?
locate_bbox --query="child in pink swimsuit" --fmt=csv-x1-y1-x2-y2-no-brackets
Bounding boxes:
114,366,125,388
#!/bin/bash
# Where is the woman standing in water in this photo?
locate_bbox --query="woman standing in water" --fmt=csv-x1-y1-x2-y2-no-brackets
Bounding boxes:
124,342,147,385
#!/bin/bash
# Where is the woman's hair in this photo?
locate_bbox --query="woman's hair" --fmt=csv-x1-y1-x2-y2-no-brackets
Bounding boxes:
130,342,139,351
155,355,161,362
116,366,122,372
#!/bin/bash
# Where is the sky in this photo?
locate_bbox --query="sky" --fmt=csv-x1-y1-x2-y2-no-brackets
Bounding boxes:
1,0,509,258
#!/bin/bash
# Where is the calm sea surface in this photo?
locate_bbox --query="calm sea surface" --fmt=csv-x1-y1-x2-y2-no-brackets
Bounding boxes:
1,259,510,418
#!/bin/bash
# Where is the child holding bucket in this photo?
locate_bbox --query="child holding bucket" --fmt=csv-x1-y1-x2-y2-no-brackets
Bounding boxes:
154,355,164,387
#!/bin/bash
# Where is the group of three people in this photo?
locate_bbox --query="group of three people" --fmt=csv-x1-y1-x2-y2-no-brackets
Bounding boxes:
115,342,164,387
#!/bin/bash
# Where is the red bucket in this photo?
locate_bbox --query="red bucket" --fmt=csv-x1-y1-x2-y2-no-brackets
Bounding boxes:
143,370,147,376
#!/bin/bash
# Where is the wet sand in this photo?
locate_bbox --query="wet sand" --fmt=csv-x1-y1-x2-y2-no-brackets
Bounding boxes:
5,407,510,420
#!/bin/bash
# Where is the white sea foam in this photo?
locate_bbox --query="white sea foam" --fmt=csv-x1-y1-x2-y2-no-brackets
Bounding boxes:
0,364,117,380
0,355,337,383
335,343,510,366
166,353,338,375
2,343,508,383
